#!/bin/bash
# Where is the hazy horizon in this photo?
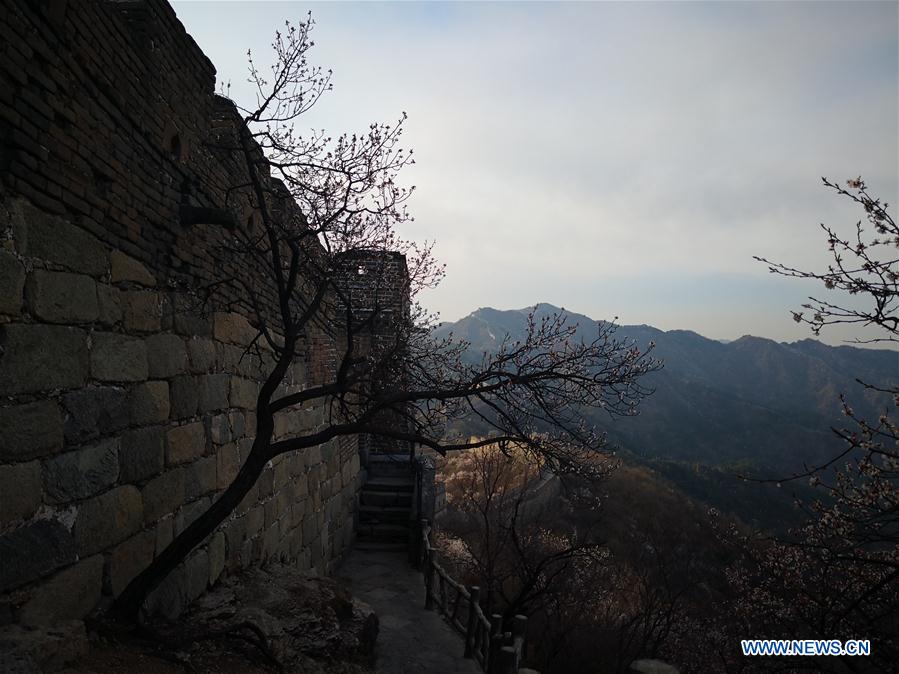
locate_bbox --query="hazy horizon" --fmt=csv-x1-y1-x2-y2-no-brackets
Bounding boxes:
173,1,898,347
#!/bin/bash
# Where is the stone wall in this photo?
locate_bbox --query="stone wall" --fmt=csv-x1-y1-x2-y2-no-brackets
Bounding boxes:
0,0,372,627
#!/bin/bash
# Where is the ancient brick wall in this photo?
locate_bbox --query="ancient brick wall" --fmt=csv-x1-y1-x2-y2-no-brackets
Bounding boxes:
0,0,371,626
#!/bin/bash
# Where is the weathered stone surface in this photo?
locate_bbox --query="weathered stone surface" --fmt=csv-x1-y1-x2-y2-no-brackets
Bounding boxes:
19,555,104,627
74,485,143,556
187,337,215,373
170,295,211,338
216,443,240,489
96,283,122,325
208,531,226,586
145,563,188,620
13,201,107,276
90,332,148,382
166,421,206,465
0,400,64,461
107,530,155,596
0,324,89,394
0,520,76,592
170,375,199,419
122,290,161,332
0,620,89,672
175,497,210,537
110,250,155,286
186,548,210,602
146,333,188,378
0,461,40,523
197,373,230,412
61,386,128,443
126,380,170,424
209,412,231,445
43,438,119,504
119,425,165,483
185,565,378,665
185,456,216,499
229,376,257,409
213,311,257,346
155,517,174,555
25,270,98,323
0,249,25,315
142,468,185,524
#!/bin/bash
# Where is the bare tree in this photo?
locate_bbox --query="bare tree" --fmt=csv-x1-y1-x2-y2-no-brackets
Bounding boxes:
110,16,659,624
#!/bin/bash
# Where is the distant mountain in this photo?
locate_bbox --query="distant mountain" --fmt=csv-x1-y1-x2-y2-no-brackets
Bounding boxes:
434,304,898,527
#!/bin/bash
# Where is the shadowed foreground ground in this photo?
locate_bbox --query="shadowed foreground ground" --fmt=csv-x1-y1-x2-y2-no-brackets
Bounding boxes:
336,549,481,674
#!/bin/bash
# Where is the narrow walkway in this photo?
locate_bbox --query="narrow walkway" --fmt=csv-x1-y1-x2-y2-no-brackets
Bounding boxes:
336,549,481,674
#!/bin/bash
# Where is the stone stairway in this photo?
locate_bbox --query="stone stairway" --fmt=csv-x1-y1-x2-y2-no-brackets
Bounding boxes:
356,454,415,551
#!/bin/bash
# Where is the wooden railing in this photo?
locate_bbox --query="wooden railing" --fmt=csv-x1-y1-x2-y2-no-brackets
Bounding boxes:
417,519,534,674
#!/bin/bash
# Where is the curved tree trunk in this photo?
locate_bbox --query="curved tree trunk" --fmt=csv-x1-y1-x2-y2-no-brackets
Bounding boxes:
110,435,271,624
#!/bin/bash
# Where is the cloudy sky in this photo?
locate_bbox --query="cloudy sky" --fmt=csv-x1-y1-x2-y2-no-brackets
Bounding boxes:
173,1,898,345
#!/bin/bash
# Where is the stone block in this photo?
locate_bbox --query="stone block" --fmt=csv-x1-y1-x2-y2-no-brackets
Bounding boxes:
155,517,174,556
25,270,98,323
110,250,155,286
97,283,122,325
229,411,246,440
90,332,148,382
0,520,76,592
74,485,143,556
0,249,25,315
119,425,165,483
0,400,64,461
213,312,257,346
246,506,264,537
274,458,290,491
170,375,199,419
13,201,107,276
187,338,215,373
209,412,231,445
142,468,185,524
145,564,188,620
0,324,89,394
62,386,128,443
107,530,155,596
229,377,257,409
170,295,211,338
0,460,41,523
198,373,230,412
175,497,210,537
126,380,170,424
208,531,226,586
186,456,216,499
186,549,209,602
43,438,119,504
216,443,240,490
122,290,161,332
19,555,103,627
166,421,206,465
146,333,188,378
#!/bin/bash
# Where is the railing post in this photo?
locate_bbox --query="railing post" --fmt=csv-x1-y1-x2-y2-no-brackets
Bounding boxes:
499,645,517,674
512,614,528,660
464,585,480,658
487,613,503,674
423,519,434,610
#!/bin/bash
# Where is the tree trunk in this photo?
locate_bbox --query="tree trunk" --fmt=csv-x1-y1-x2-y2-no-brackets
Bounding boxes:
109,438,271,624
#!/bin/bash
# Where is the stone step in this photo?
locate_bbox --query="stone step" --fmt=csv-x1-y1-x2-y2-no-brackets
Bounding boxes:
360,489,413,508
362,476,414,492
356,522,410,543
367,455,414,478
359,504,413,524
353,540,408,553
